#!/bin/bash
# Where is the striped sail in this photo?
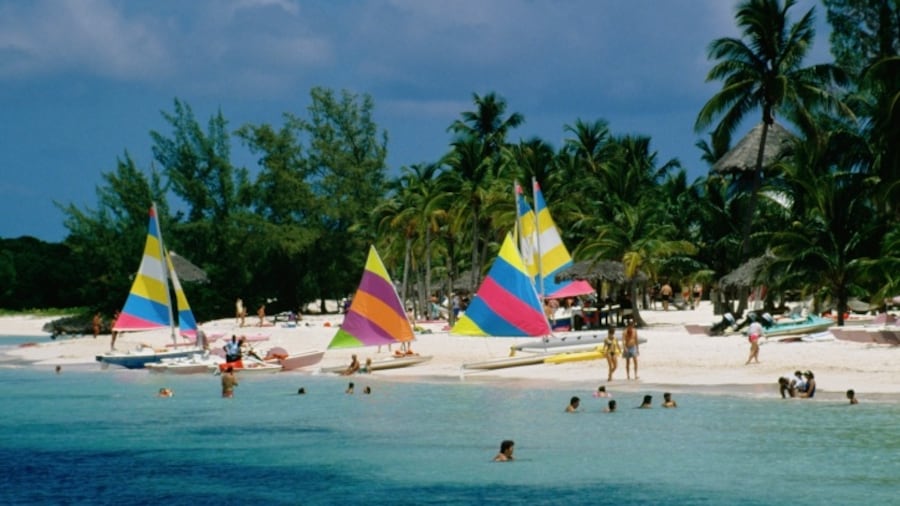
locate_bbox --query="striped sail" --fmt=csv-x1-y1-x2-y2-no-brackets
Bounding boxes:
327,246,415,349
451,233,551,337
532,180,594,299
113,204,198,341
515,181,539,279
166,252,197,339
113,205,172,333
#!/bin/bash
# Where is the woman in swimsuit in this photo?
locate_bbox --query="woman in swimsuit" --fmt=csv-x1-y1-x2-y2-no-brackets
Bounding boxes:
603,328,620,382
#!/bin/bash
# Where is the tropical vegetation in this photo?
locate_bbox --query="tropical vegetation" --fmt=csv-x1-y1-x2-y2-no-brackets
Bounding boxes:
1,0,897,328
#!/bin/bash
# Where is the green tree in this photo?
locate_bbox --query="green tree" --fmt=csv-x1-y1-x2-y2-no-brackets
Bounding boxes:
695,0,849,259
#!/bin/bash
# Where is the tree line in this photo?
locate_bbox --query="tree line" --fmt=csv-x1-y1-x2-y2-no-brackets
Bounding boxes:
1,0,897,328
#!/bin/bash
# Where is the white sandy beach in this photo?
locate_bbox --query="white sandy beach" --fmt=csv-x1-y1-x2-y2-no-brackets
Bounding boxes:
2,303,899,397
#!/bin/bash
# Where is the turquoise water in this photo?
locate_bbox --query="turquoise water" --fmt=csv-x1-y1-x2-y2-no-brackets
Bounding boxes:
1,345,898,505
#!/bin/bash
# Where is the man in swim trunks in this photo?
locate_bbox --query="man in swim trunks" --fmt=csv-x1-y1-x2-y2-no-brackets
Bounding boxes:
221,366,238,398
622,320,639,380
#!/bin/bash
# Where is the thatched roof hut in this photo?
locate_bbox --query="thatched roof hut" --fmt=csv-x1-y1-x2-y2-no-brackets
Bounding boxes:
711,122,795,175
555,260,648,284
719,255,770,289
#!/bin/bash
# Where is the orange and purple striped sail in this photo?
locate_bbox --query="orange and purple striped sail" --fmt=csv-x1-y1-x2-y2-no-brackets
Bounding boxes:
327,246,415,349
451,234,551,337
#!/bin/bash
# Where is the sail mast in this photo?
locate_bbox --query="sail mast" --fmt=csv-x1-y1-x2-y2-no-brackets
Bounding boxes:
532,177,545,299
151,203,176,342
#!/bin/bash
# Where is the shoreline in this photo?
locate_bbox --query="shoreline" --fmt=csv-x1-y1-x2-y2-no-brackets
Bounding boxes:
2,303,899,398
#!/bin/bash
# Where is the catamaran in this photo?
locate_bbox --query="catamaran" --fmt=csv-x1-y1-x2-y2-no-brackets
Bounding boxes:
95,204,203,369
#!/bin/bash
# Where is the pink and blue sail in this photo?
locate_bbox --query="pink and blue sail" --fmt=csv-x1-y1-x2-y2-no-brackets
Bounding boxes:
451,233,551,337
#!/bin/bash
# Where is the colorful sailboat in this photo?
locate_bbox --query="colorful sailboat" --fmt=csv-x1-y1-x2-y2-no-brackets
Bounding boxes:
523,180,594,299
452,233,552,337
96,204,203,369
326,246,430,369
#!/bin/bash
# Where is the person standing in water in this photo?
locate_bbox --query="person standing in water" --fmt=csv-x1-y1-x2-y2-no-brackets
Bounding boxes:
221,366,238,398
494,440,514,461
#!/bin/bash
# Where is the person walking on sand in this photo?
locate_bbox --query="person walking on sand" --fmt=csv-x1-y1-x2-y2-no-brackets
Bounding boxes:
622,320,639,380
221,366,238,398
257,304,266,327
745,319,763,365
494,440,514,461
603,327,620,382
109,310,120,350
235,298,245,326
660,282,673,311
92,312,102,339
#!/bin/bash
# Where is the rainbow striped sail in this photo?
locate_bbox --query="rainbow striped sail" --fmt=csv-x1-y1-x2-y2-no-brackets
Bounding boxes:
530,180,594,299
451,233,551,337
113,204,197,340
327,246,415,349
515,182,539,279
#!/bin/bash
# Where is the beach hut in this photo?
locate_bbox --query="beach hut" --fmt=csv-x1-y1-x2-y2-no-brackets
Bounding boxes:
555,260,649,327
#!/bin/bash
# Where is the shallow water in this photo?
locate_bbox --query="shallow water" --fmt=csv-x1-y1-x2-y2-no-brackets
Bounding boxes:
0,361,898,506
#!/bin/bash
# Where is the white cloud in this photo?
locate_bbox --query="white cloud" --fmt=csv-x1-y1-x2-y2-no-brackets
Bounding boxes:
0,0,170,80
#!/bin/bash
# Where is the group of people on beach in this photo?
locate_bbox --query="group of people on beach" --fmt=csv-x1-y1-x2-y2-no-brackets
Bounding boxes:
603,321,640,381
777,370,817,399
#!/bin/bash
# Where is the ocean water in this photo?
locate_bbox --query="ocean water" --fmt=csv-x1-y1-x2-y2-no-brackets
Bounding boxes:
0,345,898,505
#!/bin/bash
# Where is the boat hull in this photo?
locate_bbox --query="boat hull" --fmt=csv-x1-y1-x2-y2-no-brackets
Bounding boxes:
544,346,607,364
762,317,833,338
462,353,552,370
271,350,325,371
321,355,432,373
96,347,201,369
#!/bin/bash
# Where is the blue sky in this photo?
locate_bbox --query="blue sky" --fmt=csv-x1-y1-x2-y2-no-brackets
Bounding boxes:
0,0,831,242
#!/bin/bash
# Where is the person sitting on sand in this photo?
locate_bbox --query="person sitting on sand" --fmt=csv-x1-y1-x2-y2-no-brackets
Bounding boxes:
342,354,360,375
778,376,796,398
797,371,816,398
345,382,355,394
494,440,514,462
661,392,677,408
604,400,617,413
792,370,808,394
566,396,580,413
359,357,373,374
157,387,173,398
638,395,652,408
846,389,858,405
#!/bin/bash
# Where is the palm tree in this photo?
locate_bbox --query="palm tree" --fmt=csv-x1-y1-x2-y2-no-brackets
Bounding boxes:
765,128,881,326
695,0,849,258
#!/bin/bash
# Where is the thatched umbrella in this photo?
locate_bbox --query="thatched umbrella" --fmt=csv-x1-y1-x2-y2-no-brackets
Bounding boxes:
719,256,770,290
169,251,208,283
555,260,648,284
711,122,795,175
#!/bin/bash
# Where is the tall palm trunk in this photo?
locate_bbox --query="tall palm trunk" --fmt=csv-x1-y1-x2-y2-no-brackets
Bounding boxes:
737,119,771,316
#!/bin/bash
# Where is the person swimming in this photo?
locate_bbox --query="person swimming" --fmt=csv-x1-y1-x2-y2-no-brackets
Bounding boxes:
494,440,514,461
